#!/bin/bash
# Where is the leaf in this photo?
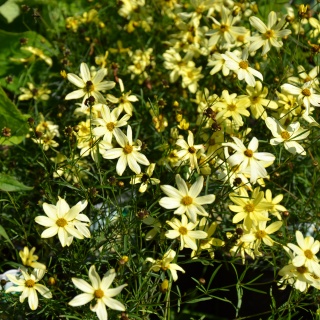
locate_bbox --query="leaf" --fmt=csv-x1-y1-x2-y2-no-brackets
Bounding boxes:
0,0,20,23
0,86,30,145
0,173,33,192
0,225,14,248
185,297,213,304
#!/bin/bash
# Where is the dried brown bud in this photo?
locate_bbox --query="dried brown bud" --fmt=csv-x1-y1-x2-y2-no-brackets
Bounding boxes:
2,127,11,137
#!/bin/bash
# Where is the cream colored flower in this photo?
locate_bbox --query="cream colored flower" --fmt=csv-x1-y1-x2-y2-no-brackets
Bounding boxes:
264,189,287,220
18,82,51,101
159,174,215,223
165,214,207,250
222,49,263,87
287,231,320,277
19,247,46,270
176,130,205,173
130,163,160,193
106,78,138,116
229,187,271,227
249,11,291,55
223,136,275,184
265,117,310,155
35,197,90,247
102,125,150,176
65,62,115,104
281,82,320,114
146,249,185,281
5,269,52,310
92,104,130,143
69,266,127,320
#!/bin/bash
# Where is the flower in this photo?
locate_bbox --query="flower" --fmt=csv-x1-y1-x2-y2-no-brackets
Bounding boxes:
281,81,320,113
146,249,185,281
102,125,150,176
229,187,271,228
165,214,207,250
249,11,292,55
239,81,278,120
65,62,115,104
191,217,225,259
287,230,320,277
214,89,250,127
264,189,287,220
18,82,51,101
130,163,160,193
92,104,131,143
176,130,205,173
35,197,91,247
19,247,46,270
69,265,127,320
159,174,215,223
241,220,283,255
265,117,310,155
0,269,21,290
222,49,263,87
106,78,139,116
5,269,52,310
223,136,275,184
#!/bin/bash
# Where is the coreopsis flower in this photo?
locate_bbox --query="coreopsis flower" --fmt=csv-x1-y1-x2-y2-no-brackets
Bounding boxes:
281,81,320,113
159,174,215,223
163,48,195,83
287,230,320,277
265,117,310,155
92,104,131,143
69,266,127,320
264,189,287,220
146,249,185,281
106,78,139,116
288,65,320,88
18,82,51,101
175,130,205,173
19,247,46,270
165,214,207,250
5,269,52,310
32,131,59,151
222,49,263,87
249,11,291,55
206,6,248,46
130,163,160,193
65,62,115,104
207,52,230,76
191,217,225,258
214,89,250,127
35,197,91,247
181,65,204,93
239,81,278,120
223,136,275,184
278,246,320,292
241,220,283,255
0,269,21,290
229,187,271,228
102,125,150,176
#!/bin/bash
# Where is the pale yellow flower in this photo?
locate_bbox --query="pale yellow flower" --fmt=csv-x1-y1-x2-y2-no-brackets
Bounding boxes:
19,247,46,270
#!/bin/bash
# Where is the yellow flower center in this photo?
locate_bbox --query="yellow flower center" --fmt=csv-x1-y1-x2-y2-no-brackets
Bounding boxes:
296,266,308,274
56,218,67,227
255,230,266,239
304,76,312,82
264,29,274,39
237,35,245,42
302,88,311,96
304,249,313,259
123,144,133,154
239,61,248,69
251,96,260,103
188,146,196,154
85,80,94,93
227,103,236,111
244,203,254,213
220,24,229,32
25,279,35,288
107,122,115,131
244,149,253,157
179,226,188,235
94,289,104,299
181,196,193,206
281,131,290,140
